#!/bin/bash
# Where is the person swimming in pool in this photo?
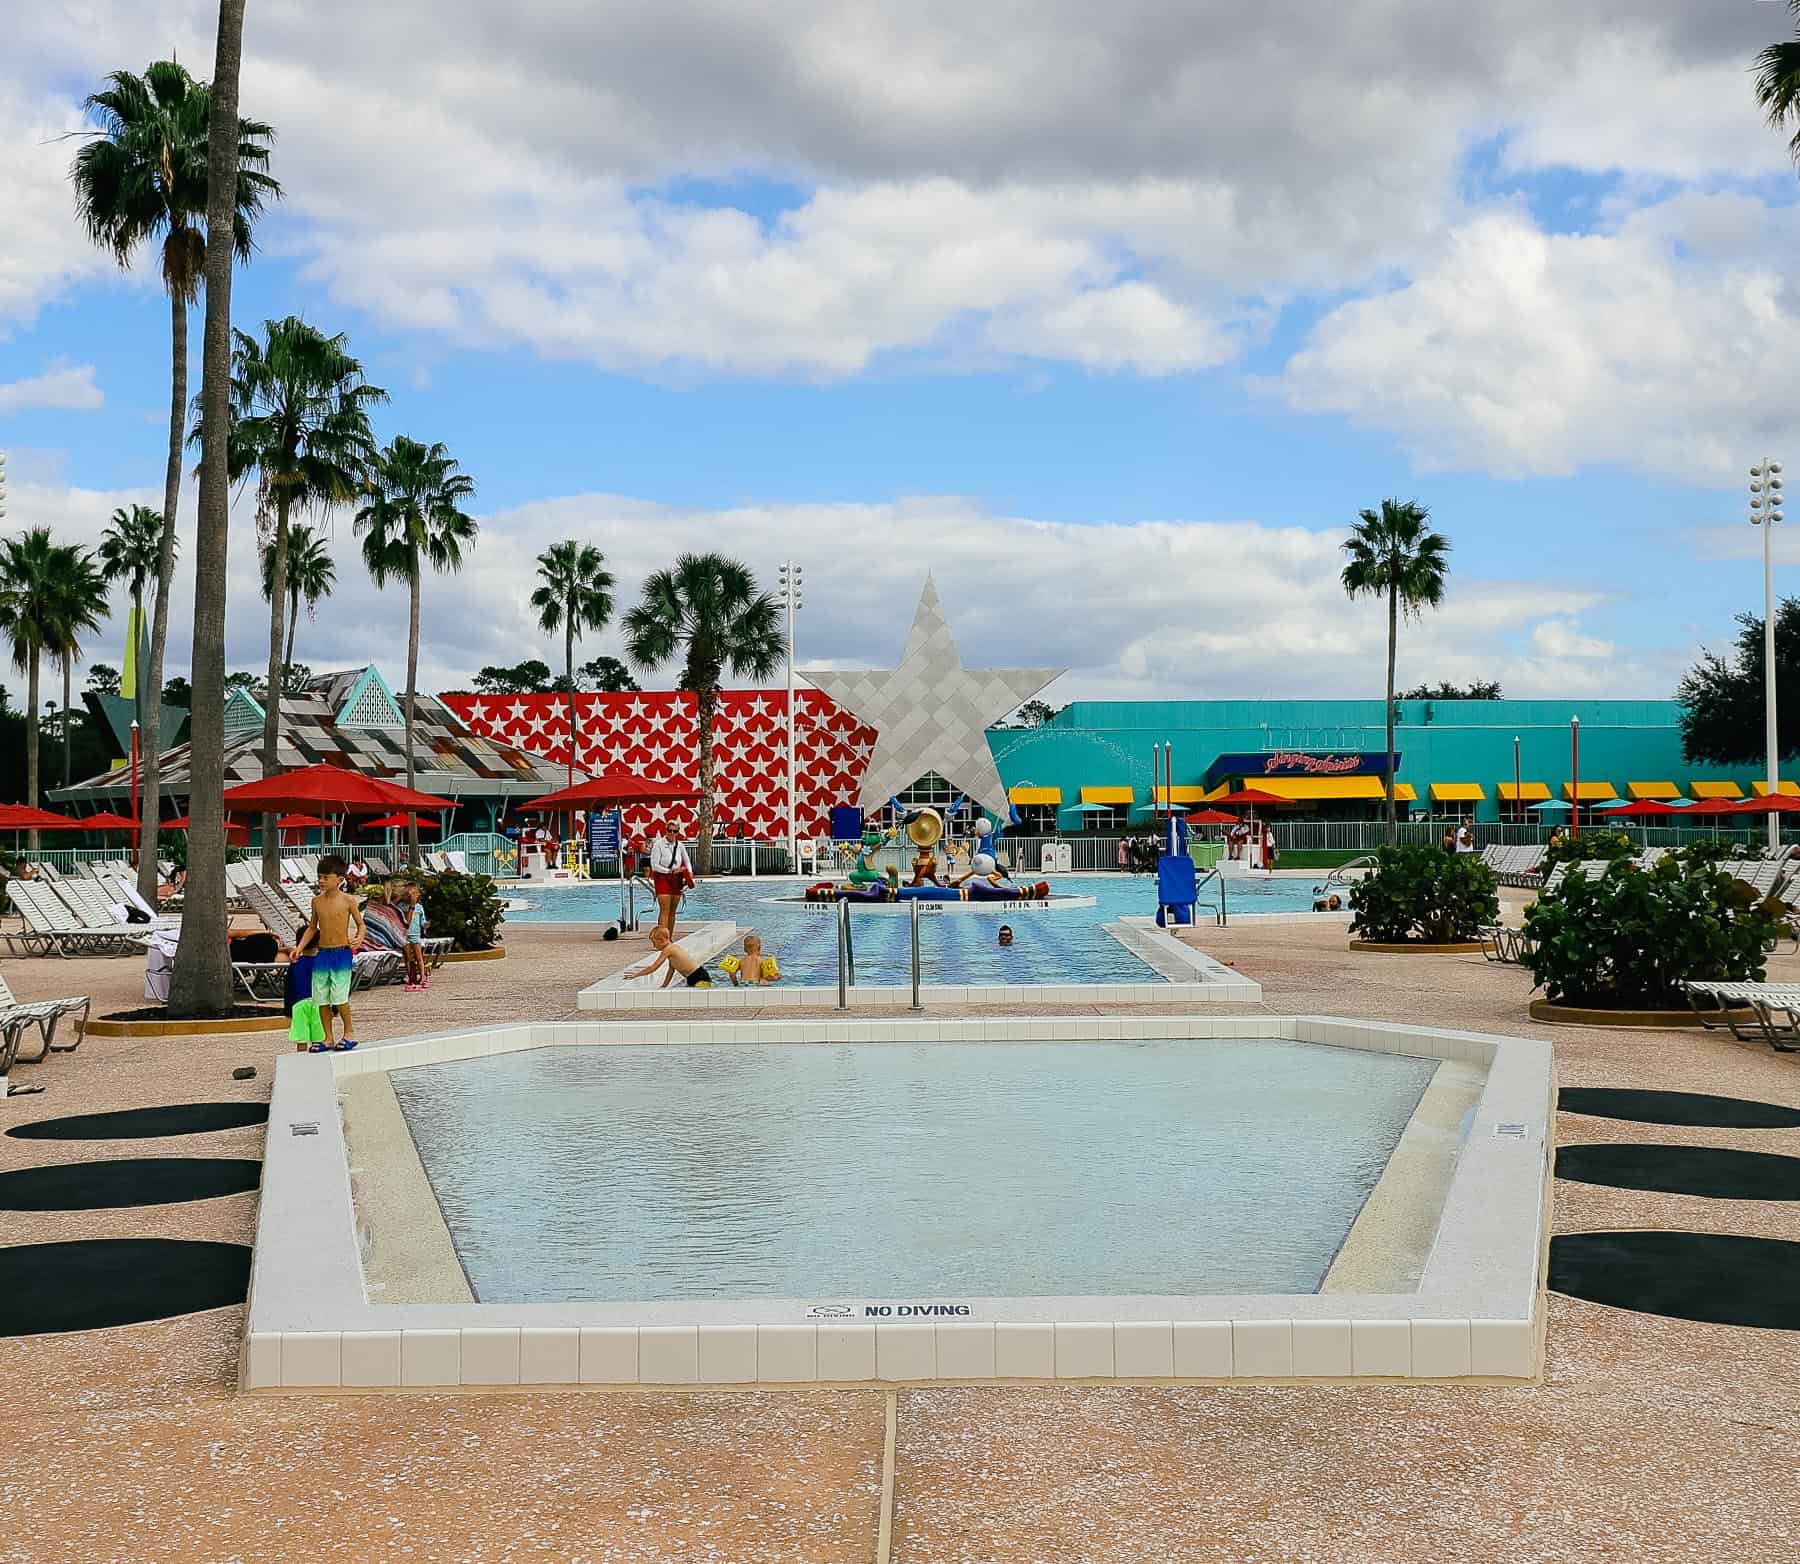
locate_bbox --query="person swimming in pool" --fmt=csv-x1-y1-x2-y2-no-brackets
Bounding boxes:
623,926,714,988
997,924,1014,947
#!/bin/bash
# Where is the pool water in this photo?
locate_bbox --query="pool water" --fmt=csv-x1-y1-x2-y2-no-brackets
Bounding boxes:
393,1039,1437,1303
505,872,1326,986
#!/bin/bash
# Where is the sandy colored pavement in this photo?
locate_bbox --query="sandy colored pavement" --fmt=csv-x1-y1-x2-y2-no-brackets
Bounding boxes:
2,905,1798,1563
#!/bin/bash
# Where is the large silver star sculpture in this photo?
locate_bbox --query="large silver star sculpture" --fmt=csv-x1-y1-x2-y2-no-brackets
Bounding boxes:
806,577,1063,817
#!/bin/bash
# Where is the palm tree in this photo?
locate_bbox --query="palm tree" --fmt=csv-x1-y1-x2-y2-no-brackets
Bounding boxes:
96,503,167,737
1755,5,1800,161
214,316,384,883
1341,499,1451,844
0,533,102,851
530,540,615,805
170,0,251,1017
51,549,109,789
355,437,478,866
260,522,336,675
622,554,783,876
71,57,278,903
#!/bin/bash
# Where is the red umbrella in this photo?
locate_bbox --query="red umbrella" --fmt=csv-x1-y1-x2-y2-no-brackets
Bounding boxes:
0,803,82,830
1184,808,1240,825
364,812,441,830
75,811,142,831
221,764,456,817
1681,796,1745,816
525,773,702,811
1598,799,1679,818
276,813,324,829
1694,793,1800,815
1208,788,1290,808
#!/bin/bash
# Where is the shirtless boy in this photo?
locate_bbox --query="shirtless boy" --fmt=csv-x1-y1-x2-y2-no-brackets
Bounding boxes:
623,926,714,988
294,854,366,1051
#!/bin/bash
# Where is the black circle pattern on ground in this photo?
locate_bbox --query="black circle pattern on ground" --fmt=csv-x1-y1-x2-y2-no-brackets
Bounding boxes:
1549,1231,1800,1330
0,1239,251,1336
1556,1143,1800,1202
5,1102,269,1141
1557,1087,1800,1130
0,1157,262,1212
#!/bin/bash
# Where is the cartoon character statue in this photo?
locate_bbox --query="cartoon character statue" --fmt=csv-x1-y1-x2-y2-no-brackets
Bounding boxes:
847,827,888,885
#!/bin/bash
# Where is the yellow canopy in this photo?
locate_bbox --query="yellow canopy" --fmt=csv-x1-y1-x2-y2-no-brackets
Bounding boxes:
1497,781,1552,802
1428,782,1486,802
1008,785,1061,805
1150,784,1209,805
1750,779,1800,797
1626,781,1679,801
1689,780,1743,799
1245,776,1386,802
1390,783,1418,803
1079,785,1133,805
1562,781,1617,801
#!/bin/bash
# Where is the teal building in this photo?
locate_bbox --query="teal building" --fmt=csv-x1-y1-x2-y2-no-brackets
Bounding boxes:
987,698,1757,828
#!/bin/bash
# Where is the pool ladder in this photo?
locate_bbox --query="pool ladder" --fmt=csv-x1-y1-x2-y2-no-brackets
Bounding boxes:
837,897,926,1010
1195,866,1228,926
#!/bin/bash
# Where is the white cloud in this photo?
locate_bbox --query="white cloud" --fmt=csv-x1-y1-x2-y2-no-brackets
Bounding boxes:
0,362,104,416
1533,619,1614,660
1273,198,1800,484
0,84,116,329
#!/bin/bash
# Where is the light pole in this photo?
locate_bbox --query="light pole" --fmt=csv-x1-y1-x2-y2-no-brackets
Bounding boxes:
1570,715,1580,840
1513,735,1521,831
1751,460,1784,850
778,560,803,872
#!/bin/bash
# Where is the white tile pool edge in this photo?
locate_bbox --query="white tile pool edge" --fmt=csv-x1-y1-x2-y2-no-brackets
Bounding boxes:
574,919,1263,1009
241,1015,1552,1391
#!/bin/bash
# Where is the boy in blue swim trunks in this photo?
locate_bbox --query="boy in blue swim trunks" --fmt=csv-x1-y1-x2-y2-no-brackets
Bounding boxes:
294,854,366,1052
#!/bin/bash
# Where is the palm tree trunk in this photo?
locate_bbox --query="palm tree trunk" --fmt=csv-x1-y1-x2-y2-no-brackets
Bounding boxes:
261,489,291,885
565,621,576,848
25,647,41,859
695,682,716,877
1385,583,1399,846
169,0,247,1018
285,586,298,671
405,566,420,868
62,655,73,789
137,289,186,904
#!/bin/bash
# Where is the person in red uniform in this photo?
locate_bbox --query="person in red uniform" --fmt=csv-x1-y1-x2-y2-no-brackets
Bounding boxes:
647,819,694,937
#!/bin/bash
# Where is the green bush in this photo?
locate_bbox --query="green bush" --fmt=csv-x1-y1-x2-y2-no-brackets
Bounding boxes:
1542,829,1637,867
1522,849,1782,1009
419,869,506,952
1348,845,1500,943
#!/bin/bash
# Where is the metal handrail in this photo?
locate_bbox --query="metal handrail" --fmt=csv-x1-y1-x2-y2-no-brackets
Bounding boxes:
910,899,923,1011
836,898,855,1008
1329,854,1379,885
1195,866,1227,926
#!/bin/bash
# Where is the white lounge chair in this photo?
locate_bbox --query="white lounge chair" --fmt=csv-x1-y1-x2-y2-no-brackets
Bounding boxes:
4,881,151,958
443,849,468,874
0,972,89,1067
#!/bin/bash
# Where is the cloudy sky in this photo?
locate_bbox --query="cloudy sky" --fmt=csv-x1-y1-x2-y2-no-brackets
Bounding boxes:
5,1,1800,712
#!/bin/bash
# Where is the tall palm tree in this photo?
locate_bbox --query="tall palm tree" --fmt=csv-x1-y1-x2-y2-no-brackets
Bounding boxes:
1341,499,1451,844
355,437,479,866
51,548,109,789
71,57,278,903
170,0,251,1018
213,316,384,883
96,503,167,737
1755,4,1800,160
0,533,101,851
530,540,614,802
622,554,783,876
260,522,336,675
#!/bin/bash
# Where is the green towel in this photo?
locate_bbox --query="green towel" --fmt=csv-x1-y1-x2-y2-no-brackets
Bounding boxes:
289,999,325,1046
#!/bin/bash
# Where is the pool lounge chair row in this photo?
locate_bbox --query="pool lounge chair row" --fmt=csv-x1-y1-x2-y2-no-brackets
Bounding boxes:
1478,845,1546,886
1,880,155,958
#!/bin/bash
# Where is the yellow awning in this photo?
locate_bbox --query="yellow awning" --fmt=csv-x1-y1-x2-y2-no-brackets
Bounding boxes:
1562,781,1617,801
1751,779,1800,797
1689,780,1743,799
1151,784,1209,805
1429,783,1486,802
1497,781,1552,802
1626,781,1679,801
1008,785,1061,805
1079,785,1133,805
1390,783,1418,803
1200,782,1233,802
1246,776,1386,802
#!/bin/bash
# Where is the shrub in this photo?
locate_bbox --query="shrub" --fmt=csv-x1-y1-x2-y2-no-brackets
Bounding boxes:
419,870,506,952
1349,845,1500,944
1522,849,1781,1009
1542,829,1637,867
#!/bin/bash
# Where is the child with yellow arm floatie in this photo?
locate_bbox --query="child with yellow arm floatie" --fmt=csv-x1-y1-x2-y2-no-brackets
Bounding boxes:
719,929,782,987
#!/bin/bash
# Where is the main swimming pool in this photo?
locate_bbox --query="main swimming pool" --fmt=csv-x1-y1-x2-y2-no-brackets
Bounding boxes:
390,1038,1438,1303
509,872,1330,986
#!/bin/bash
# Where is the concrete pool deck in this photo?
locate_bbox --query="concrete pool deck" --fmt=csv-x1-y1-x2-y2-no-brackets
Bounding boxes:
2,904,1797,1560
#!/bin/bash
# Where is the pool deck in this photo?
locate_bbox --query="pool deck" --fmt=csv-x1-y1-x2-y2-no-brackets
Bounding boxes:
3,897,1798,1561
